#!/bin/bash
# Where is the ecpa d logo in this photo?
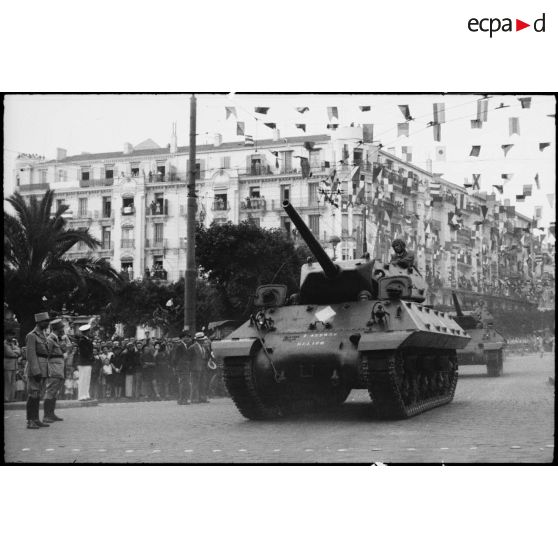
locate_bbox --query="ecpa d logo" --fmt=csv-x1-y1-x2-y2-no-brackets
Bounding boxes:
468,13,546,37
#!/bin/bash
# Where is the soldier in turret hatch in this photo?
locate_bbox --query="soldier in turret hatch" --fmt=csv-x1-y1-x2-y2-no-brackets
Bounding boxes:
390,239,415,269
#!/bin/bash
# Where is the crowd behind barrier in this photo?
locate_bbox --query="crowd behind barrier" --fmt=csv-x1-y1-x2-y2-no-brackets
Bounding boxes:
3,330,226,404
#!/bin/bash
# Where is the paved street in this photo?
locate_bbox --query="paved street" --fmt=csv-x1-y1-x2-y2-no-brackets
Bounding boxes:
3,353,554,464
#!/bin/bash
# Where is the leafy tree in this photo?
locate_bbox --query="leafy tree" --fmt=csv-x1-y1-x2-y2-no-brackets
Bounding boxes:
4,191,122,342
195,221,309,321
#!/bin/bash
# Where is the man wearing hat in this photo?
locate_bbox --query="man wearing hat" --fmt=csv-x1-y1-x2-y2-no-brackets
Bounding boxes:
390,239,415,270
76,323,95,401
172,330,193,405
24,312,51,429
191,332,210,403
43,319,67,422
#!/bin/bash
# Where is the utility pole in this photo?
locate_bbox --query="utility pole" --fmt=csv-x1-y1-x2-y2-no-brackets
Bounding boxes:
362,204,368,255
184,94,197,333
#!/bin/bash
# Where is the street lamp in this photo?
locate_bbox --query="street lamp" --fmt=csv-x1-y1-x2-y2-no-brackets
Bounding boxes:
329,235,341,260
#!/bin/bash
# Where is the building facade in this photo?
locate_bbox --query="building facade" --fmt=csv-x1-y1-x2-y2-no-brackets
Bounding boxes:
13,126,552,311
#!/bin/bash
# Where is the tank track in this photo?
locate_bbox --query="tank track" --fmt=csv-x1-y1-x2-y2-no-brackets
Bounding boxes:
359,349,458,419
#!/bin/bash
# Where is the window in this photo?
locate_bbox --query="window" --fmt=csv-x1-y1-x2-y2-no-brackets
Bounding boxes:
353,148,363,165
342,215,349,236
102,227,111,249
281,217,292,238
102,196,111,218
156,165,166,181
309,150,321,170
131,165,140,177
78,198,88,217
280,151,292,173
221,156,230,169
308,182,320,205
56,199,65,211
214,193,228,210
250,157,263,175
154,223,164,243
58,170,67,182
122,197,134,214
81,168,90,180
249,186,260,198
309,215,320,236
248,217,260,227
281,184,290,202
105,167,114,179
121,261,133,279
151,194,164,215
121,227,134,249
40,170,47,183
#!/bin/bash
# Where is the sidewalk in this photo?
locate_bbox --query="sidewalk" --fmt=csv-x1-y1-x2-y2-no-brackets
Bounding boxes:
4,399,99,411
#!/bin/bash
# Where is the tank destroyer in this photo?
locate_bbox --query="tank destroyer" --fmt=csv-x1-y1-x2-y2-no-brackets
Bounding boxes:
213,201,470,419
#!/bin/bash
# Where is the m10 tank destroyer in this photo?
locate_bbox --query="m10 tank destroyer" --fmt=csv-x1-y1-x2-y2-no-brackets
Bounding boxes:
449,292,507,377
213,201,470,420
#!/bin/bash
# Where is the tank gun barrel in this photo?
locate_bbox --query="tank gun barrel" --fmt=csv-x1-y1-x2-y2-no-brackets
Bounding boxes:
282,200,339,279
451,291,464,317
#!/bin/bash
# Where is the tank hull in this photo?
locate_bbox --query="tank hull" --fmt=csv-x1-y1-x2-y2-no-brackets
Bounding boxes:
214,298,470,419
456,327,506,376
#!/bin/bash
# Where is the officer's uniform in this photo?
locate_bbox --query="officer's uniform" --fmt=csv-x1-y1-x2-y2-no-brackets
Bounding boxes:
25,312,51,429
172,335,193,404
190,334,209,403
43,320,66,422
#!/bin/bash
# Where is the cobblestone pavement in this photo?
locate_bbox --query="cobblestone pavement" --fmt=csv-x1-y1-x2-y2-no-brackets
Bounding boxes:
3,354,555,464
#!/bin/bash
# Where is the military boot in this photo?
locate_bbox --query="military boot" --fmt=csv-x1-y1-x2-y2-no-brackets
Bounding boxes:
50,399,64,421
42,400,55,423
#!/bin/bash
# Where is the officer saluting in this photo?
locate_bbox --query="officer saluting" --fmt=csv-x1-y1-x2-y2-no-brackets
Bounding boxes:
25,312,51,429
43,318,67,423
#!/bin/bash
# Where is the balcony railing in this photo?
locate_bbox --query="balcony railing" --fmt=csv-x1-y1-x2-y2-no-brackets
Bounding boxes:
121,239,135,249
121,270,134,281
121,206,135,215
146,269,168,280
145,238,168,249
212,200,230,211
99,242,113,251
79,178,114,187
19,182,50,192
240,198,267,211
147,203,168,216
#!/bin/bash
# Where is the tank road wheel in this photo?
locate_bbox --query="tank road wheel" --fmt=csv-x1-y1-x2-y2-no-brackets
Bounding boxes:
222,356,283,420
486,349,503,377
360,349,459,419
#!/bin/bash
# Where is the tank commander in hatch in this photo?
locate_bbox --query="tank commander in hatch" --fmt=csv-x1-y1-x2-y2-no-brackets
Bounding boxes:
390,239,415,270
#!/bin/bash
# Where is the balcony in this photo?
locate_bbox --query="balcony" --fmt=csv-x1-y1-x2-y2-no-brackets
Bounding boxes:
147,203,168,216
240,198,267,211
241,165,273,177
212,200,230,211
121,270,134,281
79,178,114,188
18,182,50,193
146,268,168,281
121,206,135,216
121,239,135,249
69,211,93,224
145,238,168,250
98,242,114,254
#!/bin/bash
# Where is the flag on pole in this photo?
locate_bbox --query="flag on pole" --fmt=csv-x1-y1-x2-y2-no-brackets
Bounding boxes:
470,145,481,157
327,107,338,120
477,99,489,121
362,124,374,143
254,107,269,115
300,157,310,178
501,144,514,156
523,184,533,196
225,106,237,119
516,194,526,202
359,106,371,112
435,146,446,161
472,174,481,190
535,206,542,220
295,123,306,132
539,142,550,152
471,119,483,129
481,205,488,220
244,134,254,146
502,173,513,182
433,102,446,124
433,123,441,141
535,173,540,190
296,107,309,114
236,121,245,135
264,122,276,129
509,117,520,135
401,146,412,162
372,163,383,182
518,97,532,109
398,105,412,121
397,122,409,137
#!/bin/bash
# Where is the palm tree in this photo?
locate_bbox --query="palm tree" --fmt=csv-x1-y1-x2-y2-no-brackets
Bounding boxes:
4,190,122,342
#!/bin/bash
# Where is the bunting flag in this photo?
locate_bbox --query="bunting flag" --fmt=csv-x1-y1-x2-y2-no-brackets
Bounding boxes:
516,194,526,202
501,144,514,157
518,97,532,109
372,163,383,182
327,123,338,130
534,173,540,189
435,145,446,161
236,121,245,135
398,105,412,121
433,123,441,141
327,106,338,120
502,173,513,182
401,146,412,162
264,122,276,129
397,122,409,137
471,119,483,129
539,142,550,151
350,165,360,185
481,205,488,220
244,134,254,146
534,206,542,220
254,107,269,115
472,174,481,190
299,157,310,178
547,194,555,208
433,102,446,124
509,117,520,136
359,106,371,112
477,98,489,121
362,123,374,143
523,184,533,196
296,107,309,114
270,150,279,169
506,205,515,218
470,145,481,157
463,180,473,189
295,123,306,132
429,182,441,194
225,106,237,120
